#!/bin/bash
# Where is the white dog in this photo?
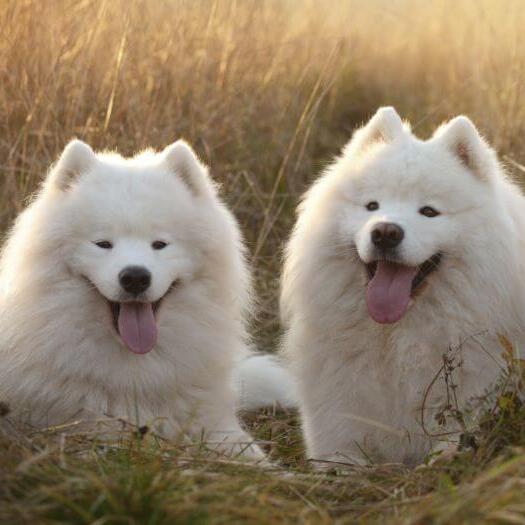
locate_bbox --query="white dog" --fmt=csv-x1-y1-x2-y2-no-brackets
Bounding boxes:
0,139,290,458
281,107,525,466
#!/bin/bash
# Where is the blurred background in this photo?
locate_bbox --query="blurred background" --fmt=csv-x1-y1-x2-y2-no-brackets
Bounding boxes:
2,0,525,347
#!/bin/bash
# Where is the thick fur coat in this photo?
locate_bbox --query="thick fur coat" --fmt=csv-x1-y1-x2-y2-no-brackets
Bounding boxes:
0,140,262,458
281,108,525,465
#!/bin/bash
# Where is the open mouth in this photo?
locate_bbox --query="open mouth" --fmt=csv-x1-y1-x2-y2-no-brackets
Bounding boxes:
364,253,442,324
106,281,179,355
108,300,161,355
109,298,163,334
79,277,179,355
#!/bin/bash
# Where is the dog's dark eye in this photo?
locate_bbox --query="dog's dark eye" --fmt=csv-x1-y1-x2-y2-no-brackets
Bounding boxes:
419,206,440,218
366,201,379,211
152,241,168,250
94,240,113,249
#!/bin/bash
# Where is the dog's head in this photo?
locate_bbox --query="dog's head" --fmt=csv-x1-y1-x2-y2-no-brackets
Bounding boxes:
43,140,242,354
294,107,506,325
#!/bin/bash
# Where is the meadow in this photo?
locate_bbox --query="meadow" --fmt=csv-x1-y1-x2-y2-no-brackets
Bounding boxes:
2,0,525,523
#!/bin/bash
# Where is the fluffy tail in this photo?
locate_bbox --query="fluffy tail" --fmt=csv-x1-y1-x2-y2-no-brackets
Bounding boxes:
233,354,298,410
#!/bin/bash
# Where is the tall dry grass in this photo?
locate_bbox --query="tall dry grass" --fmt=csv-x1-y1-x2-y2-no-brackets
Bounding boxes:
3,2,525,522
1,0,525,344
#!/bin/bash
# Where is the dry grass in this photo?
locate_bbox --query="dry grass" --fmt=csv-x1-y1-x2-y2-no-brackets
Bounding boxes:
2,0,525,522
2,0,525,345
3,394,525,524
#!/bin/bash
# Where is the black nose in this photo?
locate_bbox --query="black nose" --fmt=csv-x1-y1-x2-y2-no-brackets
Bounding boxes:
119,266,151,296
371,222,404,250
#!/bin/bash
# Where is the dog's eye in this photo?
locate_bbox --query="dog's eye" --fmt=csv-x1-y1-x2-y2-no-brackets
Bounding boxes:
365,201,379,211
152,241,168,250
94,240,113,249
419,206,440,218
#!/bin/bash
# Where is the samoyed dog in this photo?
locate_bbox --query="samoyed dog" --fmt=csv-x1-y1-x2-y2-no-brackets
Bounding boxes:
0,139,290,458
282,107,525,466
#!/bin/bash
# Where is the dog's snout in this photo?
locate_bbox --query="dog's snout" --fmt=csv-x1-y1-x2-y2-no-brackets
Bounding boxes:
371,222,404,250
119,266,151,295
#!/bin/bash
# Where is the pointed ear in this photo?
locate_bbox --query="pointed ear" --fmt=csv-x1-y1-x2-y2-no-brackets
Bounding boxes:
48,140,96,191
345,106,408,156
161,140,216,197
432,116,498,181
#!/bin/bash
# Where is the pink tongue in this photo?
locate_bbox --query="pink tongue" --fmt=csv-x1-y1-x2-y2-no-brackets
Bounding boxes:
117,303,157,354
366,261,418,324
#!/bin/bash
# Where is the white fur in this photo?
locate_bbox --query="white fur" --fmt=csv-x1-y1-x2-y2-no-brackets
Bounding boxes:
282,107,525,466
0,139,263,459
234,354,298,410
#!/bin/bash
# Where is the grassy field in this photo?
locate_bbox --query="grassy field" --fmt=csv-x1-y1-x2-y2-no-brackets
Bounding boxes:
2,0,525,523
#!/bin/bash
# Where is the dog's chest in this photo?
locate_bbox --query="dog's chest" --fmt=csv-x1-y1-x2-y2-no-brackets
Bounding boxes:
345,328,504,430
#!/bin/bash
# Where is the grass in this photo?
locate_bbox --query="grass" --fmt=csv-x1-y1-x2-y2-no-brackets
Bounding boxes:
2,0,525,522
3,391,525,524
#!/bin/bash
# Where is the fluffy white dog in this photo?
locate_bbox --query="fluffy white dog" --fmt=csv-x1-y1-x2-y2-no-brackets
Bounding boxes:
0,139,278,458
281,107,525,466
